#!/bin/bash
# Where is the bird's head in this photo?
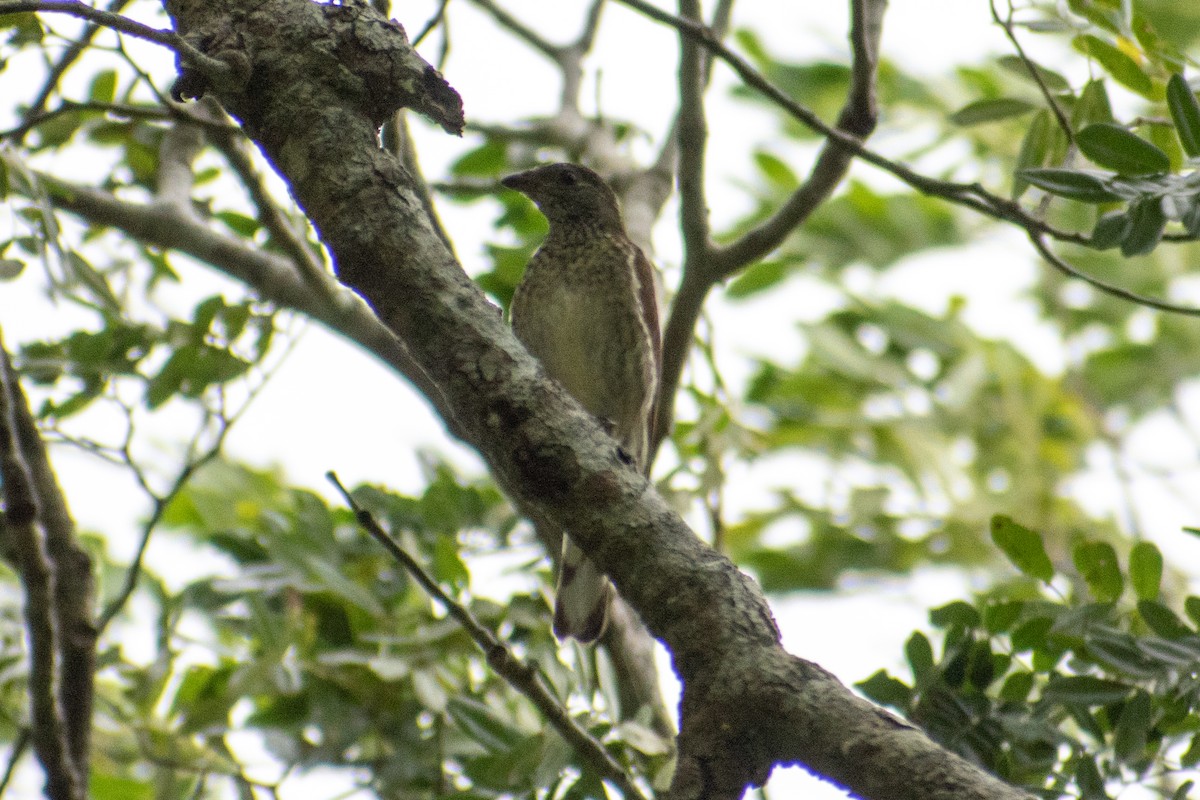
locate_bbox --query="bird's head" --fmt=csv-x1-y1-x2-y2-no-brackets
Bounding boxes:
501,163,624,232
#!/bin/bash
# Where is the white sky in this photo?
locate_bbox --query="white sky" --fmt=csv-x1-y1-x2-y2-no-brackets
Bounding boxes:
2,2,1196,798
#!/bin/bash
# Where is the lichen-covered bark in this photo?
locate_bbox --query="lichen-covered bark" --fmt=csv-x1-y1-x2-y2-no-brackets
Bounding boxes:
158,2,1034,798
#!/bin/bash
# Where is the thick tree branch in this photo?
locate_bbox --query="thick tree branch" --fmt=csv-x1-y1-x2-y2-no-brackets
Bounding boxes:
154,1,1037,796
0,329,94,800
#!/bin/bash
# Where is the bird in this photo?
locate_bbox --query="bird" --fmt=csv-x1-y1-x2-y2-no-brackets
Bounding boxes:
503,163,661,643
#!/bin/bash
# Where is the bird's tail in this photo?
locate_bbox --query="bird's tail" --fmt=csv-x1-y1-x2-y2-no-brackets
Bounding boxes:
553,536,613,643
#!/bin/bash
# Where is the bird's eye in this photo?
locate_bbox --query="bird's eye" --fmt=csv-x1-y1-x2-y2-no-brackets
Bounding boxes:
559,170,578,186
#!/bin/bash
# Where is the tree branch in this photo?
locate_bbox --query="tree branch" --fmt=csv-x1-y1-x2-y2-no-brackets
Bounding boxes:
6,162,465,436
709,0,884,277
0,329,93,800
675,0,712,265
611,0,1091,245
1028,233,1200,316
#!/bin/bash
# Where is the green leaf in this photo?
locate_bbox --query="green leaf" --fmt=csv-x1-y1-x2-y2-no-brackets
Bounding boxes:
90,773,154,800
89,69,117,104
1077,123,1171,174
1129,542,1163,600
905,632,934,682
1072,79,1114,130
929,600,981,629
1019,168,1123,202
1073,541,1123,601
1167,74,1200,157
754,150,799,188
1074,753,1110,800
1013,110,1053,199
1092,210,1131,249
999,670,1035,702
855,670,912,710
1120,198,1166,256
1075,34,1156,99
1043,675,1132,705
1186,596,1200,628
447,697,524,751
949,97,1035,126
1113,690,1153,763
991,515,1054,582
1138,600,1192,639
727,259,788,298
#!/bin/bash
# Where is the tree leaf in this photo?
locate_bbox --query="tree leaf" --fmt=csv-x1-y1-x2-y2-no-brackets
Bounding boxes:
949,97,1035,126
1074,34,1155,99
1137,600,1192,639
991,515,1054,582
1013,110,1053,199
1167,73,1200,157
1077,123,1171,174
1073,541,1123,601
1120,198,1166,256
1129,542,1163,601
1043,675,1132,705
1018,168,1123,202
1091,210,1130,249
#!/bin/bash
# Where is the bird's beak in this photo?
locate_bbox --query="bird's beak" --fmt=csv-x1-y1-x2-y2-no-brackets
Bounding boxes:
500,171,535,193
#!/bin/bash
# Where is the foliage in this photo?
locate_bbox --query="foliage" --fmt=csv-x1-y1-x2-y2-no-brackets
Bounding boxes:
858,522,1200,799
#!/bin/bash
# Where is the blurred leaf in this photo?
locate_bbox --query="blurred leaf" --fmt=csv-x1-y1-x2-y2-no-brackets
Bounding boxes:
991,516,1054,582
88,69,117,104
1137,600,1192,639
1043,675,1132,705
1167,74,1200,157
1128,542,1163,601
1074,34,1156,99
1073,541,1123,601
1120,198,1166,256
950,97,1035,126
997,55,1072,93
855,670,912,710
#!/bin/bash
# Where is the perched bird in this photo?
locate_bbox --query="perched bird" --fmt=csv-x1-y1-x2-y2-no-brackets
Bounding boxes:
503,163,661,643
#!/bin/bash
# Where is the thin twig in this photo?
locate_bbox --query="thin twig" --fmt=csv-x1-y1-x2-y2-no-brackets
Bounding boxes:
411,0,450,48
1028,232,1200,316
326,471,650,800
576,0,606,53
0,728,30,795
16,0,133,143
0,0,231,78
464,0,559,61
990,0,1074,147
205,117,333,297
